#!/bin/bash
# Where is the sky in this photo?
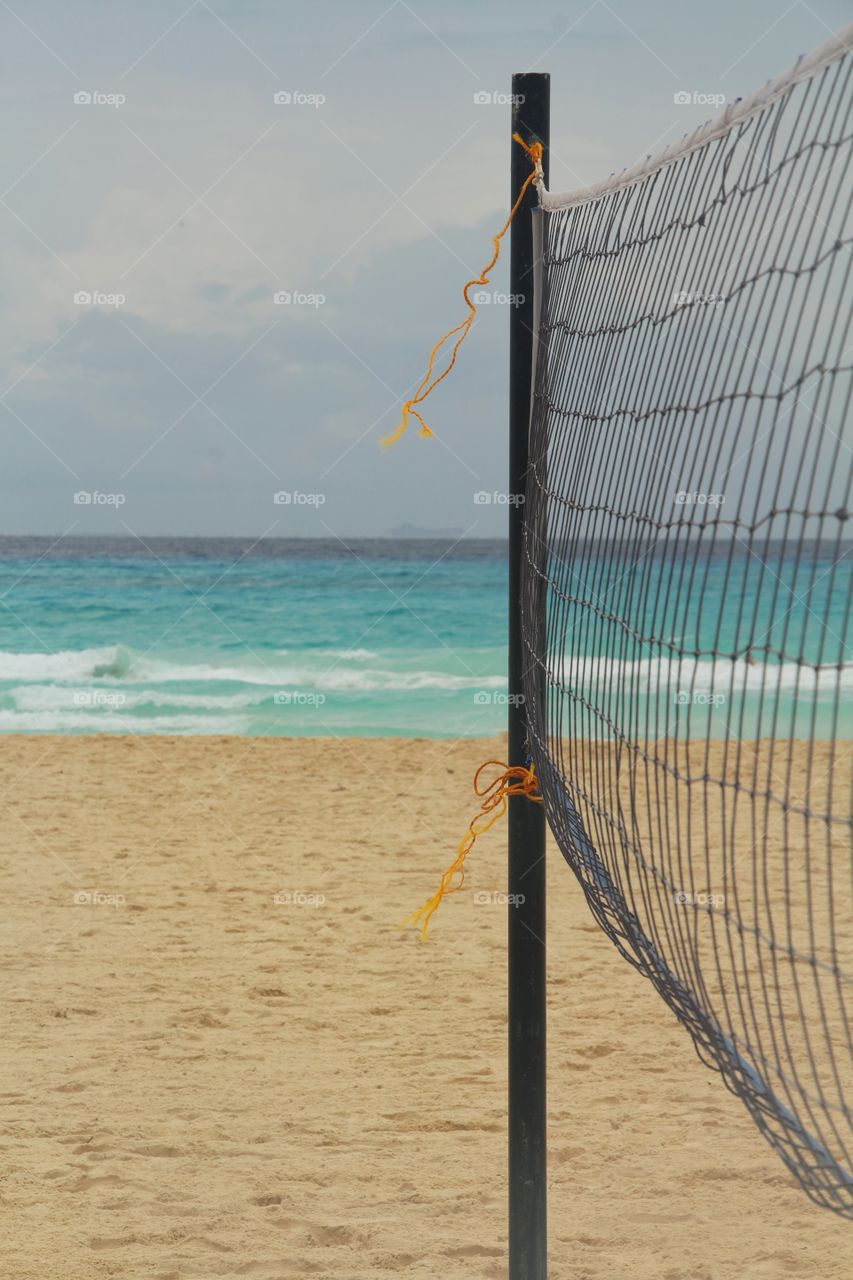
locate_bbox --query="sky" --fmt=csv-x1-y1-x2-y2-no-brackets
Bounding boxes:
1,0,849,538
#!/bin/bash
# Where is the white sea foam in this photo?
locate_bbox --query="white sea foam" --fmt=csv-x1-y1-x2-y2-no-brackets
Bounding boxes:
0,709,248,734
545,655,852,695
10,686,269,712
0,647,846,704
0,647,120,682
0,646,508,693
310,669,505,692
320,648,378,660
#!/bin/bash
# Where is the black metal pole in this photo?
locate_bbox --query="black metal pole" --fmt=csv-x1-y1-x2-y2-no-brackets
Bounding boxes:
508,72,549,1280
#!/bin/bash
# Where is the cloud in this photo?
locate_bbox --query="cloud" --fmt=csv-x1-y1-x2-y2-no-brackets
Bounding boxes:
0,0,834,533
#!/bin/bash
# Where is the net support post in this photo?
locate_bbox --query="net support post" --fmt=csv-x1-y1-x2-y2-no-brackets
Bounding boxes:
508,71,549,1280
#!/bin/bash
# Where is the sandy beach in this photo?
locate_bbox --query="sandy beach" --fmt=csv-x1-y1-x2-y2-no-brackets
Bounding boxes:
1,733,850,1279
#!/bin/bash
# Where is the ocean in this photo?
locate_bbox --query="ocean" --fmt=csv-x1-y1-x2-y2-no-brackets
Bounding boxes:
0,536,848,738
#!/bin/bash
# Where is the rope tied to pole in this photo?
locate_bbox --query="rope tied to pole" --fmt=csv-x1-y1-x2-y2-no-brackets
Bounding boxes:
381,135,543,447
402,759,543,940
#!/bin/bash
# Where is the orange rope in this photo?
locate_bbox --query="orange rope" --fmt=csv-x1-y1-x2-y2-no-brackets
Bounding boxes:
402,759,543,940
381,134,544,447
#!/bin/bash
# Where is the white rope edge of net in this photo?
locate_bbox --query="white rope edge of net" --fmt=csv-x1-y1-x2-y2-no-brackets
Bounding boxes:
538,21,853,212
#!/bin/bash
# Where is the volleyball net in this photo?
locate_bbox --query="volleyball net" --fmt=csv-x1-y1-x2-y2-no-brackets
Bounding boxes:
521,25,853,1214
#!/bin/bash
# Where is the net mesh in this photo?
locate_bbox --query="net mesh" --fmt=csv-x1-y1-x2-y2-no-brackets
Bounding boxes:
522,34,853,1214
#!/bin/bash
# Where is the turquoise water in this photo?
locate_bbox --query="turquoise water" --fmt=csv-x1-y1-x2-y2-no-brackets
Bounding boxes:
0,537,848,737
0,538,508,737
542,536,851,741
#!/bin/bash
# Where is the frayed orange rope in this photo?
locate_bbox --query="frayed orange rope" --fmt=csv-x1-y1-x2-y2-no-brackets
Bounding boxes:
381,134,544,447
402,759,543,940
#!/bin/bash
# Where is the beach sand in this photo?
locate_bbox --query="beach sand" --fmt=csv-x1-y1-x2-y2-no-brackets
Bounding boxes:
0,734,850,1279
